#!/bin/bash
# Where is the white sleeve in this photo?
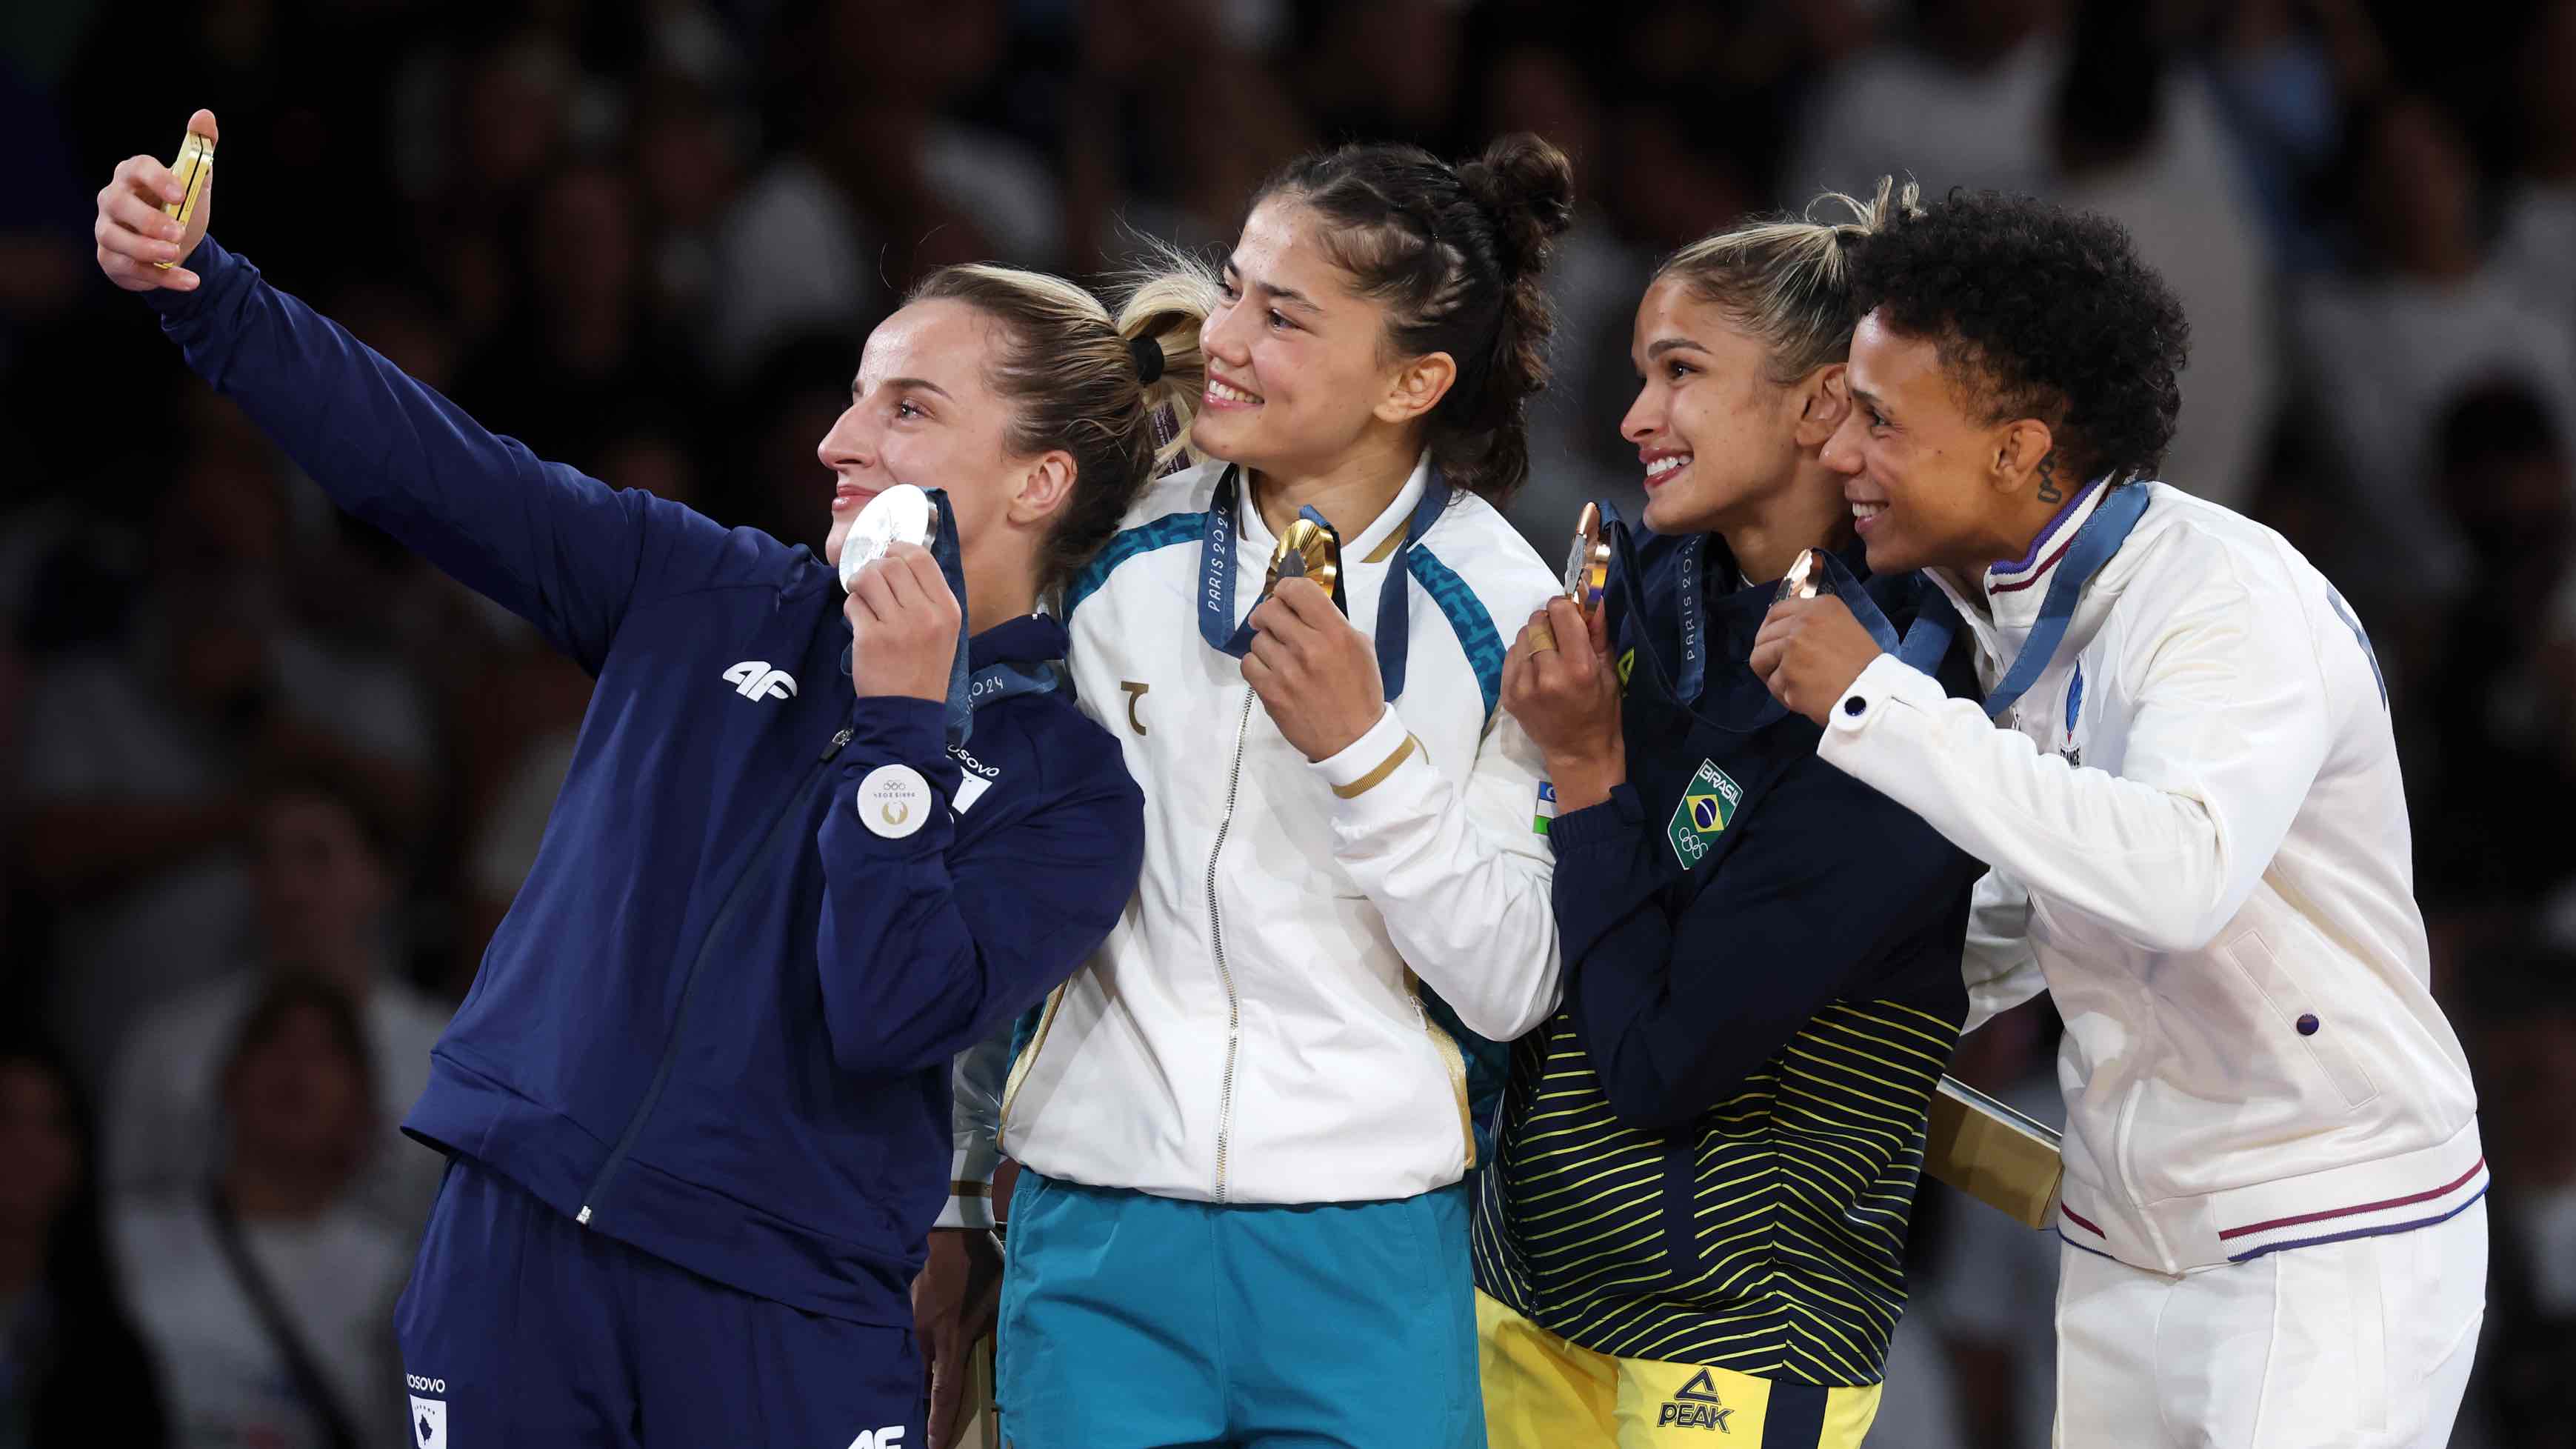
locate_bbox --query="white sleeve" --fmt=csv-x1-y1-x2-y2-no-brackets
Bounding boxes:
1962,869,2048,1034
934,1018,1012,1230
1817,571,2332,956
1309,704,1561,1041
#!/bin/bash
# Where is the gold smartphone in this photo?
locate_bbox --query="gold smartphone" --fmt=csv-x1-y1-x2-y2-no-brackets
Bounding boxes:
154,129,216,270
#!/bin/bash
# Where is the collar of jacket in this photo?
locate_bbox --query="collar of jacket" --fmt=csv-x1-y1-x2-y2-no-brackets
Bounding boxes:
1232,450,1434,564
1923,474,2120,665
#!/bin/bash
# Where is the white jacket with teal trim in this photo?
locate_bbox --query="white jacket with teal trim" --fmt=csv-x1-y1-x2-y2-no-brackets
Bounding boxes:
944,455,1564,1215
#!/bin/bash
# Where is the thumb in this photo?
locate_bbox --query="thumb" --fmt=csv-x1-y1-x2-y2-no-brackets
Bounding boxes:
1586,602,1611,667
187,108,220,144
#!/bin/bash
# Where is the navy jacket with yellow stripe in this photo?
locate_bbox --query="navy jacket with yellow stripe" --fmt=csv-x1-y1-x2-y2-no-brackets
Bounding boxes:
1470,531,1983,1388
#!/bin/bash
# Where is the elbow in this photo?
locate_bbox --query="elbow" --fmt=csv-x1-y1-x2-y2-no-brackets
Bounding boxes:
1601,1077,1695,1136
1592,1042,1696,1134
1449,985,1556,1046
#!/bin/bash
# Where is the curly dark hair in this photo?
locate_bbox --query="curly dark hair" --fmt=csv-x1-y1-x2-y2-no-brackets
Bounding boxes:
1847,190,2189,484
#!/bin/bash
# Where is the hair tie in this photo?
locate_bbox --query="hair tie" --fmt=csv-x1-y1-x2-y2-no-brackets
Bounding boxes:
1128,335,1165,385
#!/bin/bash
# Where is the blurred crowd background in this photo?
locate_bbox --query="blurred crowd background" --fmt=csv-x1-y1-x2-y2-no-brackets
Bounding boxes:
3,0,2573,1444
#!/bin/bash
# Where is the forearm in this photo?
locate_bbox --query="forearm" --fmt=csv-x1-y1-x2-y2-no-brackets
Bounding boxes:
1821,656,2264,953
817,701,1141,1077
1318,710,1561,1040
147,239,647,659
1558,768,1980,1133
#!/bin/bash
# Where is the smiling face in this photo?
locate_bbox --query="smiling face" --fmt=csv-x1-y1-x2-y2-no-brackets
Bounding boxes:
1621,276,1816,535
1189,198,1436,479
1823,310,2042,576
814,298,1031,570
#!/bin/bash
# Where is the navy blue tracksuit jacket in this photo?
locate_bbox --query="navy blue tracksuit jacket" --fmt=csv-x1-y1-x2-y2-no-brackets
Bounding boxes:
147,239,1146,1330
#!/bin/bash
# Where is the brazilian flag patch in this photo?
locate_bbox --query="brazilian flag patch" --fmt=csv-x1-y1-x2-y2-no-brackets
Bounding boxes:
1665,759,1743,868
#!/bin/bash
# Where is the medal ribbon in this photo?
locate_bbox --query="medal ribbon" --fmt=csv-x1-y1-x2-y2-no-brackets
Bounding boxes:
1195,464,1452,700
1889,475,2151,719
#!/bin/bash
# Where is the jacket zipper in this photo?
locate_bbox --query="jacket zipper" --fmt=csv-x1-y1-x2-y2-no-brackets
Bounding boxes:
1204,692,1255,1202
575,719,855,1227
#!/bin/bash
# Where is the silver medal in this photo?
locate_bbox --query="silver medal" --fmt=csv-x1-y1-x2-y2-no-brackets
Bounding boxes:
839,484,941,591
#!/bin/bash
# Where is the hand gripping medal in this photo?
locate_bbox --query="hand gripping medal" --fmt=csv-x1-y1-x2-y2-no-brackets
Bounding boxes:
153,127,216,271
838,483,978,745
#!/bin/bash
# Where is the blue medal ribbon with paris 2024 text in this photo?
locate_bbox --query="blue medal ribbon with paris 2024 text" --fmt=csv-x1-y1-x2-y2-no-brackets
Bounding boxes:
1195,464,1452,701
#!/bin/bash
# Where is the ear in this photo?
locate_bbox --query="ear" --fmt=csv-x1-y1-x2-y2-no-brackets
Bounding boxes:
1792,364,1851,448
1009,450,1078,526
1373,350,1459,427
1990,418,2055,495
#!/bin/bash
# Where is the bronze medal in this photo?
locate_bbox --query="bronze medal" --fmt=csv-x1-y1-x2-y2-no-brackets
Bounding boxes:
1563,502,1609,621
1773,547,1824,604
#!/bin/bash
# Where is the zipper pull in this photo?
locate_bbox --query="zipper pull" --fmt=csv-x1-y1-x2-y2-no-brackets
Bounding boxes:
819,725,854,762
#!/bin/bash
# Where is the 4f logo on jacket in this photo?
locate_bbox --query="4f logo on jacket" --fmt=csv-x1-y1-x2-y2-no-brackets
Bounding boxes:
846,1428,905,1449
724,661,798,701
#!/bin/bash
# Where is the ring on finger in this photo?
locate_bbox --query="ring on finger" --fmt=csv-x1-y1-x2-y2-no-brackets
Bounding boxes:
1526,622,1558,654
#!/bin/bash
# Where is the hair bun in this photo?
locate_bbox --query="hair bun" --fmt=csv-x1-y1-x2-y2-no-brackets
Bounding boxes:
1460,133,1576,276
1127,333,1165,385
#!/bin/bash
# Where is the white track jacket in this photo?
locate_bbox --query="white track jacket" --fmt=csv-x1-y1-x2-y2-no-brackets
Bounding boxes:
944,456,1562,1216
1819,479,2483,1273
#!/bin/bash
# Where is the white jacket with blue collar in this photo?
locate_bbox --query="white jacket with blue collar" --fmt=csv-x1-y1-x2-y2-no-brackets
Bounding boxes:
950,454,1564,1212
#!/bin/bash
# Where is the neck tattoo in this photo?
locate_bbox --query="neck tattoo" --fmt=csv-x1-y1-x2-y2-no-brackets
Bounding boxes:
2035,450,2064,505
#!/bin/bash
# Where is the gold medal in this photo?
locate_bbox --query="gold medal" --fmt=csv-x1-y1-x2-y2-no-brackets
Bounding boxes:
153,129,216,271
1262,516,1341,604
1773,547,1824,604
1562,502,1609,621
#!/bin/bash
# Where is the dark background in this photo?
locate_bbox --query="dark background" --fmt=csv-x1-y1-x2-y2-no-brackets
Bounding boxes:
3,0,2573,1445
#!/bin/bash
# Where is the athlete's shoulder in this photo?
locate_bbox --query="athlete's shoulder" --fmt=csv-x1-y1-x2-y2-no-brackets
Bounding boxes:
1064,462,1224,616
1121,458,1225,527
961,682,1140,810
2117,480,2327,605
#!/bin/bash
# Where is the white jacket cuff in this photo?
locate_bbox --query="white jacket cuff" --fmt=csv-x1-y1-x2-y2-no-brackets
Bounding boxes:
932,1142,1001,1230
1818,651,1952,758
1311,706,1424,817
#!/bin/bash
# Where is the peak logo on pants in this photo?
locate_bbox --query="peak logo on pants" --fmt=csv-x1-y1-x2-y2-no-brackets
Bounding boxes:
846,1430,904,1449
409,1395,447,1448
